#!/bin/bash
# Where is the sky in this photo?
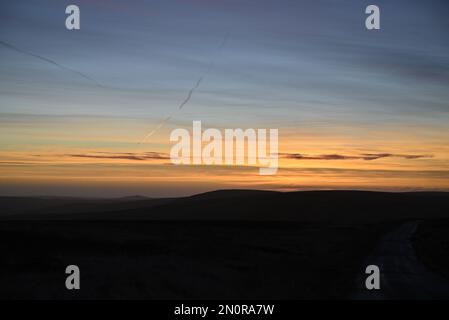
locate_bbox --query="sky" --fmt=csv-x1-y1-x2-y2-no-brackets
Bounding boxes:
0,0,448,197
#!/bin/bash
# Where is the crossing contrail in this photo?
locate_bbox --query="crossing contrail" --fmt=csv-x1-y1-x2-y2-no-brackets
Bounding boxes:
0,40,104,88
140,34,229,144
139,76,203,143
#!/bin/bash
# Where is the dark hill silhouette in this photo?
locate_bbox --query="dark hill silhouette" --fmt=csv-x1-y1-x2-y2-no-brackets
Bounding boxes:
1,190,449,299
2,190,448,223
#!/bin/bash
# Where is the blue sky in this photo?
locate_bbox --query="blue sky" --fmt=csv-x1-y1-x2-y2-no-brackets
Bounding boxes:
1,0,447,122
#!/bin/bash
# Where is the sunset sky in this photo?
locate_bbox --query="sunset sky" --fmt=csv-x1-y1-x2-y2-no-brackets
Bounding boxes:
1,0,449,197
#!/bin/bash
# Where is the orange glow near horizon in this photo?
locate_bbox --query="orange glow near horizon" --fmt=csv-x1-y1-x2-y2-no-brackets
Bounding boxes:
1,119,448,197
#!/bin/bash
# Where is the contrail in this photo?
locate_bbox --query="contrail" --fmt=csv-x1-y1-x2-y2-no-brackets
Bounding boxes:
179,76,203,110
138,75,202,144
217,33,229,50
140,34,229,144
139,76,202,143
0,40,104,88
140,115,172,143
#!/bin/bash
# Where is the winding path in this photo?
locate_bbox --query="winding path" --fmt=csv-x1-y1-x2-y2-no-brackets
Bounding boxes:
353,221,449,299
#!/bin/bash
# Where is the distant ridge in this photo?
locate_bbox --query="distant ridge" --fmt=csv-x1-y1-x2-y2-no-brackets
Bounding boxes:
117,195,151,201
1,189,448,223
186,189,278,200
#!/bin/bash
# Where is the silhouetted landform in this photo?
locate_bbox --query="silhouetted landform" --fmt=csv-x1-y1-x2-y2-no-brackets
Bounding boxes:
1,190,448,223
0,190,448,299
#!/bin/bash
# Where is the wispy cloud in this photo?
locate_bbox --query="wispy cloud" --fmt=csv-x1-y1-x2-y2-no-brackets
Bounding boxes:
66,152,170,161
280,153,433,161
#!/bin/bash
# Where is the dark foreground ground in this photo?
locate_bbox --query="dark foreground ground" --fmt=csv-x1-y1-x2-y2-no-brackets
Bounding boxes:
0,190,448,299
0,221,391,299
414,219,449,281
